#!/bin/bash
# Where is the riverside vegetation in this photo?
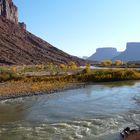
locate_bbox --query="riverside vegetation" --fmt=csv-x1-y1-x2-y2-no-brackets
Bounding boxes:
0,63,140,98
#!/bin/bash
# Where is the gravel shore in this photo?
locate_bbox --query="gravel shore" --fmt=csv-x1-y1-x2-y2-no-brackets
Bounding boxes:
0,82,86,101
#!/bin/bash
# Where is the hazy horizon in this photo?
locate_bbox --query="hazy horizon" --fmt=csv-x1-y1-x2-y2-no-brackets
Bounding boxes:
13,0,140,57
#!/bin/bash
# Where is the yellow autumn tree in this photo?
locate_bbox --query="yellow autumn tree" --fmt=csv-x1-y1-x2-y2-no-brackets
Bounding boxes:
114,60,123,66
83,63,91,73
59,64,67,69
69,61,77,69
101,60,112,66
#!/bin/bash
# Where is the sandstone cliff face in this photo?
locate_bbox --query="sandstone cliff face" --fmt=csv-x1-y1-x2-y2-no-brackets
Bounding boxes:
88,47,120,61
0,0,18,23
112,42,140,62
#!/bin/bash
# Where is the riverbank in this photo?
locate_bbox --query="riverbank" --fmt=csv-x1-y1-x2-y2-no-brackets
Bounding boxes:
0,68,140,100
0,80,86,101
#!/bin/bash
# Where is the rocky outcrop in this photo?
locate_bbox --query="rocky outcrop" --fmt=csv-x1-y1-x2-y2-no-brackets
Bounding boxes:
19,22,26,30
0,0,26,29
0,0,18,23
88,47,120,61
112,42,140,62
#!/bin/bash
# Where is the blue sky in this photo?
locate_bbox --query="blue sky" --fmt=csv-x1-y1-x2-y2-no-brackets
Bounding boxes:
13,0,140,57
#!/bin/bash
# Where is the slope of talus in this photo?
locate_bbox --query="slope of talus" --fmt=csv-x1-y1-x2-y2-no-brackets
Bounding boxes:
0,17,85,65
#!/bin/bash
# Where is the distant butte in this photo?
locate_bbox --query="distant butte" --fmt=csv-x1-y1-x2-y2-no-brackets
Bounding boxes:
88,47,121,61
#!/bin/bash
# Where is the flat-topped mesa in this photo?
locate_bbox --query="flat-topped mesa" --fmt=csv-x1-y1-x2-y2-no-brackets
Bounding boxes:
88,47,121,61
96,47,117,54
0,0,26,30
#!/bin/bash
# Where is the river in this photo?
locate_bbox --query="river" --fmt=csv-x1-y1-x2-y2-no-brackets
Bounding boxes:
0,81,140,140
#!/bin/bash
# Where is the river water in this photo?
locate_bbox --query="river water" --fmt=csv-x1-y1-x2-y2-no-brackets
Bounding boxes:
0,81,140,140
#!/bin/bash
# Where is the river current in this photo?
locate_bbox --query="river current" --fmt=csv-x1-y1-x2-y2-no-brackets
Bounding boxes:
0,81,140,140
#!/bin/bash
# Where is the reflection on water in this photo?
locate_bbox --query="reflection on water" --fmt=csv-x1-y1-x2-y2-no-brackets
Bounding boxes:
0,81,140,139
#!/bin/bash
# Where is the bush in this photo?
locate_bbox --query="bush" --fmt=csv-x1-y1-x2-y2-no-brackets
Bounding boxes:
0,69,20,82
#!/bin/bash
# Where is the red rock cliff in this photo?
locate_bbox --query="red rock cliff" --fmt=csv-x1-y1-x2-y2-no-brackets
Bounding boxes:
0,0,18,23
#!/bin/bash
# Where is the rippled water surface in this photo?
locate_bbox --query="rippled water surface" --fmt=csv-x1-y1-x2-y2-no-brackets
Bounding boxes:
1,81,140,140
